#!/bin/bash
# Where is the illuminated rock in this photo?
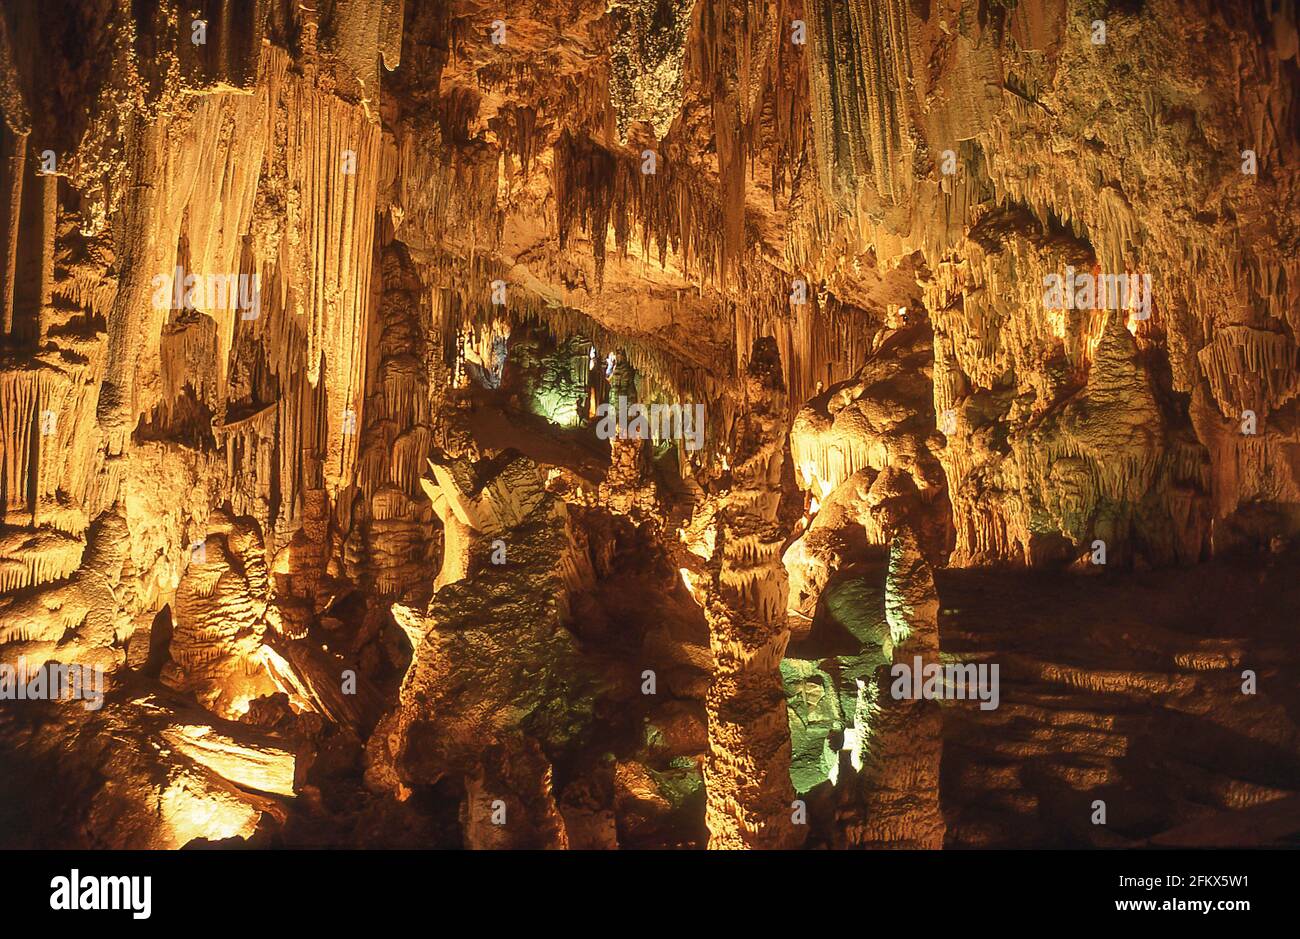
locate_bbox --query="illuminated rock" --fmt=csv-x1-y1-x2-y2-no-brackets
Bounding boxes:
1,0,1299,852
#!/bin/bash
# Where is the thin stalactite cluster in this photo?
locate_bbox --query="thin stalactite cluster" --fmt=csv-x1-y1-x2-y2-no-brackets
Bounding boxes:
0,0,1298,851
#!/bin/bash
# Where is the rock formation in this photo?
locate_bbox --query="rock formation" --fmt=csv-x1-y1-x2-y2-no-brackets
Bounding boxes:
2,0,1299,850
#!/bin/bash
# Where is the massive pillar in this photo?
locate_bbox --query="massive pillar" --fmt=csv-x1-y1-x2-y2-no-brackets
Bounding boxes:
685,338,802,849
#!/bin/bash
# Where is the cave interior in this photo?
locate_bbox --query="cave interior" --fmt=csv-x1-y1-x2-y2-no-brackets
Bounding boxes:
0,0,1299,850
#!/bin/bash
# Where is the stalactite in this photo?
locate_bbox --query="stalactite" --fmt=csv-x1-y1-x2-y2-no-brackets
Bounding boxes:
553,129,735,288
1197,324,1300,420
4,0,1300,855
345,245,437,598
735,276,884,418
806,0,918,209
285,84,381,493
395,122,501,252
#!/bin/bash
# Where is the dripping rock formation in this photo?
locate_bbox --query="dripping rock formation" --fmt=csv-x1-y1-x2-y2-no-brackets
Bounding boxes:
1,0,1299,850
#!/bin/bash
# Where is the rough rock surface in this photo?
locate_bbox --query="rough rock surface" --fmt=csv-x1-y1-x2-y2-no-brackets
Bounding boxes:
2,0,1299,849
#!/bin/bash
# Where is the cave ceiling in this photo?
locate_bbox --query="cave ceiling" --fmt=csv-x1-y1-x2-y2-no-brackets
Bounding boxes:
1,0,1298,853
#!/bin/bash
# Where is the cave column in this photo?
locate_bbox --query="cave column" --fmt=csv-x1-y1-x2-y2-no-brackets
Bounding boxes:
854,515,946,848
693,338,803,849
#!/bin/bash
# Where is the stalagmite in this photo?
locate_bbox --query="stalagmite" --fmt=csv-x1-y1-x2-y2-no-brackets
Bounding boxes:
854,522,944,848
2,0,1299,857
680,338,802,849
